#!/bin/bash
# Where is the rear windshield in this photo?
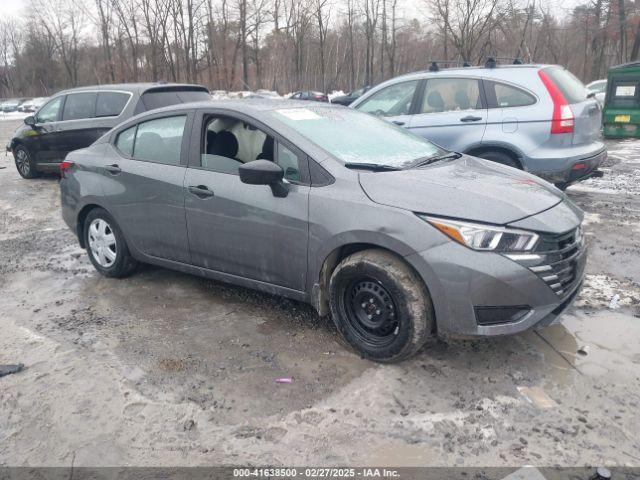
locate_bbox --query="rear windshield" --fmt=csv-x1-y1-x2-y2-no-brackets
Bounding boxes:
543,67,587,104
135,88,210,114
270,107,442,168
607,76,640,106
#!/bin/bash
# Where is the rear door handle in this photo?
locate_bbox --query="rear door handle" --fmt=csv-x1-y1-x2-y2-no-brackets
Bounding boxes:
460,115,482,122
392,120,406,126
105,164,121,174
188,185,214,198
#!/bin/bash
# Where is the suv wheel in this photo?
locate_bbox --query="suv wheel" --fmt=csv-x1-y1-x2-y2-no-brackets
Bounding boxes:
14,146,40,179
329,249,434,363
475,150,520,169
84,208,138,278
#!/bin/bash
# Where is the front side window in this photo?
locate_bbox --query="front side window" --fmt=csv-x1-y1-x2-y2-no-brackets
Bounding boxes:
96,92,130,117
487,81,536,108
114,116,186,165
200,116,303,180
272,106,442,169
277,144,301,182
201,116,276,175
63,93,97,120
356,80,419,117
420,78,482,114
36,96,64,123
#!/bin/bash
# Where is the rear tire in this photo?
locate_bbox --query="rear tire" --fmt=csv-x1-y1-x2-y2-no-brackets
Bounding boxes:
13,146,40,179
329,249,434,363
84,208,137,278
474,150,521,169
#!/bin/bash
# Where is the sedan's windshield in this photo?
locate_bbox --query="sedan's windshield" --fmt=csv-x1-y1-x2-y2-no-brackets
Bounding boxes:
270,107,445,169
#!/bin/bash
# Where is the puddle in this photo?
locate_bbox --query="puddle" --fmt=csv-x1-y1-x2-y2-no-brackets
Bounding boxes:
537,310,640,381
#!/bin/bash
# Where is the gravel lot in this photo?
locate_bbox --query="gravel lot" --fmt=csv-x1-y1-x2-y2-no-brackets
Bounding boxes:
0,117,639,468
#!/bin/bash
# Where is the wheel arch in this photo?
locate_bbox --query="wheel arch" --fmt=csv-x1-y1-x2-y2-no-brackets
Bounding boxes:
311,241,430,318
464,144,524,169
76,203,110,248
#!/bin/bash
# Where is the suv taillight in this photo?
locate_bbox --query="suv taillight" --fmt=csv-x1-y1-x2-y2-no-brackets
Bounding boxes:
538,70,574,134
59,160,74,178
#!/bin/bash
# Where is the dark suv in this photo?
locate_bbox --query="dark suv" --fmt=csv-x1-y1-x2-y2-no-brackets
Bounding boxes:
8,83,210,179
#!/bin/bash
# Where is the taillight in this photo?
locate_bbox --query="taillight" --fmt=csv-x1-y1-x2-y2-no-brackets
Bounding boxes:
538,70,574,134
59,160,74,178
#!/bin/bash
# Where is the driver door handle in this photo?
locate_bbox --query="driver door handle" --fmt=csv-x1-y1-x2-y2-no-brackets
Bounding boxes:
188,185,214,198
105,164,121,174
460,115,482,122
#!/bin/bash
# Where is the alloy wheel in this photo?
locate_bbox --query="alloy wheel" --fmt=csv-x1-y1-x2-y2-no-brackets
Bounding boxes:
15,149,30,176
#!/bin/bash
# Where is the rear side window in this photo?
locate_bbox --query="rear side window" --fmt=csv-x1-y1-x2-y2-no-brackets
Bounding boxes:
542,67,587,104
115,125,136,156
485,81,536,108
115,116,186,165
420,78,482,113
96,92,130,117
63,93,97,120
136,88,210,113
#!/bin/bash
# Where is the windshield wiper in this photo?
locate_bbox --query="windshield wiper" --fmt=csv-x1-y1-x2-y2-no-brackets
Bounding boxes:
409,152,462,169
344,162,401,171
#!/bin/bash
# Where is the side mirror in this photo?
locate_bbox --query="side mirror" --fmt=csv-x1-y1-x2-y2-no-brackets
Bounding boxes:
24,116,36,127
239,160,288,197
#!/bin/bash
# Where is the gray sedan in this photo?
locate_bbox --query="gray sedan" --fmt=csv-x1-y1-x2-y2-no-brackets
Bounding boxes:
60,100,586,362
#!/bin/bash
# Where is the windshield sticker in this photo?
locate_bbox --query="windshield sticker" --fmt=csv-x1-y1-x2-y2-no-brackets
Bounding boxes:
276,108,322,121
615,85,636,97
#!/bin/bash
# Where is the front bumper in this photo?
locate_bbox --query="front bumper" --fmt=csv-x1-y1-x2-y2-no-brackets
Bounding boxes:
405,231,586,337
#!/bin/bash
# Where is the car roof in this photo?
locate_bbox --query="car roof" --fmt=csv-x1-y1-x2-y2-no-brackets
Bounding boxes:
56,82,209,96
137,98,337,116
390,63,555,82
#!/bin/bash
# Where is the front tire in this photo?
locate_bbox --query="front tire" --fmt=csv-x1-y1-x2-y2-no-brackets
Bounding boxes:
84,208,137,278
13,146,40,179
329,249,434,363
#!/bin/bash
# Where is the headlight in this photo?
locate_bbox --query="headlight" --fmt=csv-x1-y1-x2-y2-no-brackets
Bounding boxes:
417,215,539,252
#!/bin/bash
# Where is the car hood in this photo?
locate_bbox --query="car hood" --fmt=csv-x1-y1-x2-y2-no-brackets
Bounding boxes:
358,155,564,225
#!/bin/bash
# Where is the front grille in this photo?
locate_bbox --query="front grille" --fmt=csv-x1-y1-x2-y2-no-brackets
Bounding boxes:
508,227,586,298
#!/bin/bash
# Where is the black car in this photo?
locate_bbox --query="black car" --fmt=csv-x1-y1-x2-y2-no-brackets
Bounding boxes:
330,86,371,106
289,91,329,102
8,83,210,179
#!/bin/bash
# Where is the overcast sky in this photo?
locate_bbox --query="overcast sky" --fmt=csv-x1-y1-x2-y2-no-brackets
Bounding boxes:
1,0,587,21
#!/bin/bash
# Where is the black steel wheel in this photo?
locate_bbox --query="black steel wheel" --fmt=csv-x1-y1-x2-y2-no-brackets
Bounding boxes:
329,249,434,362
344,277,399,349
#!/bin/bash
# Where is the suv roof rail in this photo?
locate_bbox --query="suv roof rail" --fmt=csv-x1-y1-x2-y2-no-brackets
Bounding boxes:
426,60,472,72
485,57,525,68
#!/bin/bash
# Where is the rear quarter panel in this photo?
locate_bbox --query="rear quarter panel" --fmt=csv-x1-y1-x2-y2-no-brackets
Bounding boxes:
60,143,110,238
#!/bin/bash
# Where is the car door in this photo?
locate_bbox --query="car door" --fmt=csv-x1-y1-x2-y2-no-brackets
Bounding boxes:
352,79,421,127
408,77,488,152
183,110,310,291
31,95,66,164
102,112,193,263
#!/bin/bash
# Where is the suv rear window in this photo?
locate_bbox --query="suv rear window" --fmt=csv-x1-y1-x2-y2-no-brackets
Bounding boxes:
135,88,210,114
485,81,536,108
608,77,640,106
542,67,587,104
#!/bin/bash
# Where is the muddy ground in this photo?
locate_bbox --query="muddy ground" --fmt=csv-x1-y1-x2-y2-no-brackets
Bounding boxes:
0,118,639,469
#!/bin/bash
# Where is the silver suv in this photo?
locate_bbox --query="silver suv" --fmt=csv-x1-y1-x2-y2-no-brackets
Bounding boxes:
351,63,606,188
